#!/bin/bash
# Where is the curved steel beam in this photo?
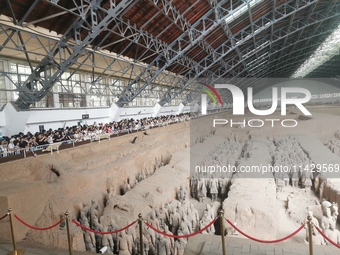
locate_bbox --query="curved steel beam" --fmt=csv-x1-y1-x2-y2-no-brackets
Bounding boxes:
15,0,135,109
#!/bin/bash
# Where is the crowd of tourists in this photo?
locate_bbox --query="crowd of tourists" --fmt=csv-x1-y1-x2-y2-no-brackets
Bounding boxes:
0,114,190,158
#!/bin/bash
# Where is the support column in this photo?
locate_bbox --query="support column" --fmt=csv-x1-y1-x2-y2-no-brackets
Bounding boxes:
177,103,185,115
52,81,59,108
111,102,123,122
153,103,162,117
3,60,13,102
85,75,92,107
191,103,199,113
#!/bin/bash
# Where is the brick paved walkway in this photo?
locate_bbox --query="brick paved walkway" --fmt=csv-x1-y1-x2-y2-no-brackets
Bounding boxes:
0,241,88,255
199,235,339,255
1,234,339,255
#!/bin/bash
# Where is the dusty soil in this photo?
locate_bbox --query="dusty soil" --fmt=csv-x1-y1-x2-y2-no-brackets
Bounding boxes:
1,106,340,251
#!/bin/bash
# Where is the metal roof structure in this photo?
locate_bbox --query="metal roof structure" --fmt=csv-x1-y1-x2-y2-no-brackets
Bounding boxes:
0,0,339,109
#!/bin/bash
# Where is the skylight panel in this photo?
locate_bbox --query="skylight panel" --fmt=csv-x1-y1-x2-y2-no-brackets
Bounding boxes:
292,24,340,78
225,0,266,24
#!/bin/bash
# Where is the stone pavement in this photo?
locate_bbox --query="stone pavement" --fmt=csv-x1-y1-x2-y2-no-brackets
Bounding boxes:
1,235,340,255
199,235,339,255
0,240,88,255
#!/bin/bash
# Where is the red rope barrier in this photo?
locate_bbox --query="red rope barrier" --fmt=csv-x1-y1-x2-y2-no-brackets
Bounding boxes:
72,219,137,234
226,219,304,243
316,226,340,248
14,214,63,231
0,213,8,221
144,217,217,239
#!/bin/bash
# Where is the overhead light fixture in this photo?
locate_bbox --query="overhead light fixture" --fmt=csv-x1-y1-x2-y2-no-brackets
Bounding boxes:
248,59,268,72
246,52,268,67
292,24,340,78
242,41,269,58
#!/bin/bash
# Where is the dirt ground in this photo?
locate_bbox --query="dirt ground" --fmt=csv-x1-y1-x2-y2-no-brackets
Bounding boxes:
1,105,340,252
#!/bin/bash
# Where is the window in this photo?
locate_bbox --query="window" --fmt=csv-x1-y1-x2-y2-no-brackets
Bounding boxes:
0,61,6,107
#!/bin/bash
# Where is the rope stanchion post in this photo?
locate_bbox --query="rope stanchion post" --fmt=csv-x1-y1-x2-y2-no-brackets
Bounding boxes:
307,216,314,255
8,208,24,255
138,213,143,255
219,210,226,255
65,211,73,255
